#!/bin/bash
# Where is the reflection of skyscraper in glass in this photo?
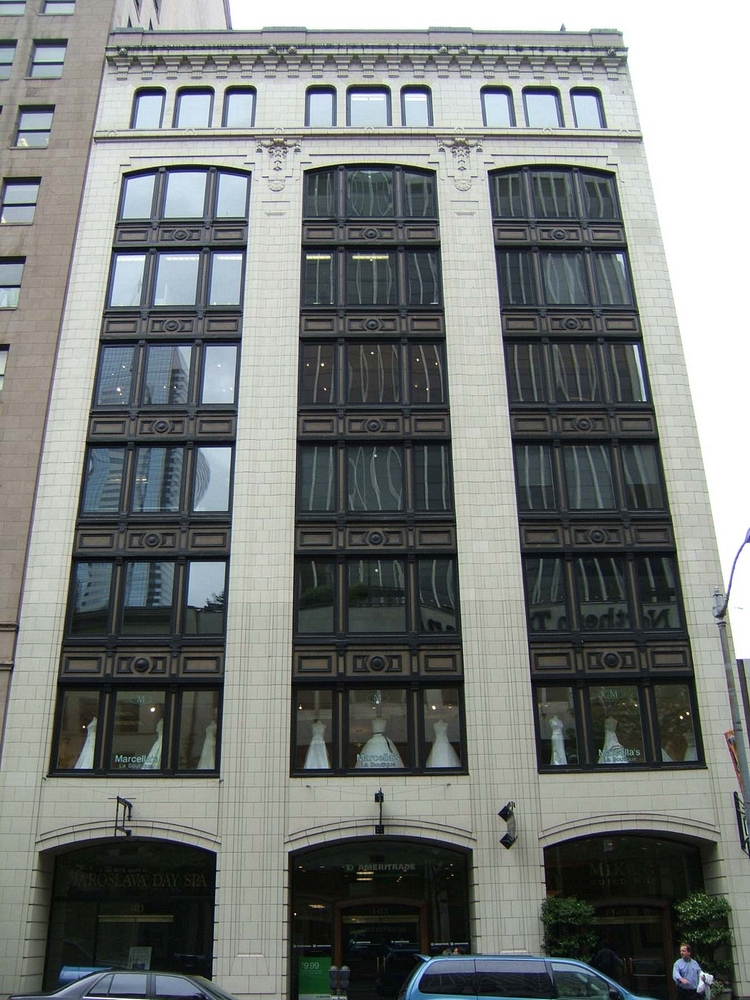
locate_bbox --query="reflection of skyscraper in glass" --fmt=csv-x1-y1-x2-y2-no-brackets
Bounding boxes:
124,562,175,610
83,449,124,513
134,448,183,513
143,345,192,405
193,448,211,509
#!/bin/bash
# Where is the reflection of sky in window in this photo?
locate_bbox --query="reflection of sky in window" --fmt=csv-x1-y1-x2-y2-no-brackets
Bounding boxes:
193,447,231,511
187,561,226,608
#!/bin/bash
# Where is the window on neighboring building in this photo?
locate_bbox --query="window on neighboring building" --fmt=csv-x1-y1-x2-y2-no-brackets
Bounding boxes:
131,88,165,129
523,88,563,127
0,0,25,13
401,87,432,126
0,42,16,78
43,0,75,10
28,40,67,78
481,87,515,127
347,87,390,126
222,87,255,127
0,258,24,307
1,178,40,224
305,87,335,127
0,346,8,390
174,88,213,128
571,88,605,128
14,106,54,147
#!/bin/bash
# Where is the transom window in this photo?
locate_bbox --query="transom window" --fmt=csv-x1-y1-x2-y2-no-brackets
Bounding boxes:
119,168,249,222
14,106,54,148
131,89,165,129
29,40,67,78
52,685,220,774
93,342,238,408
174,88,213,128
1,179,40,224
306,87,336,127
293,685,463,773
347,87,390,126
304,165,436,219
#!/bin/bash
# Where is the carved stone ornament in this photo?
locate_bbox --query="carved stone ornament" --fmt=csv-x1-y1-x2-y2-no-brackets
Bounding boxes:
255,132,302,191
437,130,483,191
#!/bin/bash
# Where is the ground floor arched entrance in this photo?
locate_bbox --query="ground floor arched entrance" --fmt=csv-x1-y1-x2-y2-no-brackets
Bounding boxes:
544,834,704,1000
290,838,470,1000
43,840,216,988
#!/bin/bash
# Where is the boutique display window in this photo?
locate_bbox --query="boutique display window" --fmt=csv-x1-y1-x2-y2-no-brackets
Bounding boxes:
590,685,645,765
292,685,464,774
51,685,220,774
535,686,579,766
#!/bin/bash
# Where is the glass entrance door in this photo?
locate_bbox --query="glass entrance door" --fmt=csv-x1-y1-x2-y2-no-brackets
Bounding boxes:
596,905,672,1000
340,904,422,1000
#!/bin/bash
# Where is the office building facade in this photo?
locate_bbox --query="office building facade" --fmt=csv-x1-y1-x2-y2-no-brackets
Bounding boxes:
0,20,748,1000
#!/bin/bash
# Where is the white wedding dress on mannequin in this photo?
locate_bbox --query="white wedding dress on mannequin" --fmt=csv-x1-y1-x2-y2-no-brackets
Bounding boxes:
356,717,403,768
74,716,97,769
426,719,460,768
303,720,331,769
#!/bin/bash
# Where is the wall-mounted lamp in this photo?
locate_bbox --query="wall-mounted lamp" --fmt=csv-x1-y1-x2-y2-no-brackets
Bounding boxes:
374,788,385,835
498,800,517,849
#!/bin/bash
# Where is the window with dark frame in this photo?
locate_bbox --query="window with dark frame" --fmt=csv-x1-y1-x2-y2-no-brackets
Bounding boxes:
14,106,54,147
28,40,67,78
1,178,40,224
401,87,432,126
481,87,515,127
50,167,250,779
222,87,255,127
295,164,462,775
0,257,24,307
571,89,605,128
523,88,563,127
347,87,390,126
131,88,165,129
0,0,25,13
491,164,698,772
0,346,8,391
305,87,336,127
173,88,213,128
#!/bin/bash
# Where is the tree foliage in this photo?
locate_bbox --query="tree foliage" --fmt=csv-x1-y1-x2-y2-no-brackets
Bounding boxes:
541,896,598,961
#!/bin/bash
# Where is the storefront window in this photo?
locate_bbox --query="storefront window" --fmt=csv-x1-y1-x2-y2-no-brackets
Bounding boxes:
177,689,220,770
349,688,407,769
589,685,644,765
654,684,698,763
295,688,334,770
111,690,166,771
423,688,462,768
536,686,578,766
55,689,101,769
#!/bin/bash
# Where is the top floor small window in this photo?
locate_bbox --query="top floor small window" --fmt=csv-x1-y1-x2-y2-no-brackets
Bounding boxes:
131,89,165,129
306,87,336,127
222,87,255,128
29,40,67,78
42,0,75,11
523,89,563,127
174,89,213,128
481,87,515,127
0,1,25,13
401,87,432,127
571,89,605,128
347,88,390,127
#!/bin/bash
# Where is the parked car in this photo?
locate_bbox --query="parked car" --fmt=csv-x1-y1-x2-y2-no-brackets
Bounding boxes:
8,970,240,1000
397,954,660,1000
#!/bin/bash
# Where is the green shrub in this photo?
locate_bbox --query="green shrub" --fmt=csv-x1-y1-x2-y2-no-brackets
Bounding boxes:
674,892,733,987
541,896,598,961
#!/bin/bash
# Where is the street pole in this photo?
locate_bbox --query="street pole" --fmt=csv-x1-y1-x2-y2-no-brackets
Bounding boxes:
713,527,750,853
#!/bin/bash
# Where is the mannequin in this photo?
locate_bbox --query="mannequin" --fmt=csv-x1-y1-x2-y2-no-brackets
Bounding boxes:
549,715,567,766
74,716,97,769
426,719,461,768
303,719,331,769
197,717,217,769
598,716,629,764
356,717,403,768
142,718,163,769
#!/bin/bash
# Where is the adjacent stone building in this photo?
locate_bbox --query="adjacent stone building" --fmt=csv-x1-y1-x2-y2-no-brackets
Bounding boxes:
1,17,748,1000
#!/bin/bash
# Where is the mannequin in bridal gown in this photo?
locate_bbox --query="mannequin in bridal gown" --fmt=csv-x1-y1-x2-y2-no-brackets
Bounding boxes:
356,717,403,768
142,718,163,769
74,716,97,769
303,719,331,769
426,719,460,768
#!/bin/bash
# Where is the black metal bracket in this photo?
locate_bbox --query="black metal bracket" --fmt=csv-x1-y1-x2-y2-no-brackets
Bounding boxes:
374,788,385,835
115,795,133,837
498,800,517,849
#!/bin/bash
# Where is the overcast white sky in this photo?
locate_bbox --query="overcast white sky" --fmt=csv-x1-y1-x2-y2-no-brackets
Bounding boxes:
229,0,750,657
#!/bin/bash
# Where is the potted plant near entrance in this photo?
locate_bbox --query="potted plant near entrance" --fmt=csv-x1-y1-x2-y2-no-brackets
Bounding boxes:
541,896,597,962
674,893,733,996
